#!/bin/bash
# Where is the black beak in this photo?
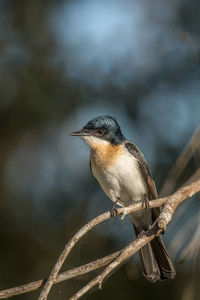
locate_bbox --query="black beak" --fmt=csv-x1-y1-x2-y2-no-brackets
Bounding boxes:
70,130,90,136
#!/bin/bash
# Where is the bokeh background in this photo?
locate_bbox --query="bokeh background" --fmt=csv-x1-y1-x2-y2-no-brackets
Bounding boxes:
0,0,200,299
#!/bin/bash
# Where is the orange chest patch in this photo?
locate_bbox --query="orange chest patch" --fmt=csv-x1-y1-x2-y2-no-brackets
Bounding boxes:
90,143,123,169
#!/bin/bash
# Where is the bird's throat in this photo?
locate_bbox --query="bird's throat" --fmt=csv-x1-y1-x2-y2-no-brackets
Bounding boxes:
90,143,123,169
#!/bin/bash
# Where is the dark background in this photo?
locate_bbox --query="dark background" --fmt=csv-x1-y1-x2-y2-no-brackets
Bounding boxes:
0,0,200,299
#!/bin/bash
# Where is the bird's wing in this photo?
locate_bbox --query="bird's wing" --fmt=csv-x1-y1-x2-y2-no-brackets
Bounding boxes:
89,159,99,183
89,160,92,174
124,141,160,220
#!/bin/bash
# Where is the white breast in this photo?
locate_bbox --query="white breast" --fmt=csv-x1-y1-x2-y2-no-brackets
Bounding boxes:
91,149,147,206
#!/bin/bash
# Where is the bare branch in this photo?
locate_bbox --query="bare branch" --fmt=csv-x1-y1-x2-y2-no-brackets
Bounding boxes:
37,211,113,300
160,126,200,196
158,177,200,229
0,250,121,299
37,199,167,300
183,167,200,186
0,178,199,299
168,169,200,264
69,225,162,300
39,178,200,300
69,178,200,300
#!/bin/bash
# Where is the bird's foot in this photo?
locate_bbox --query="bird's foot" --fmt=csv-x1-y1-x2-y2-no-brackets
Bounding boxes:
110,204,119,217
142,196,150,209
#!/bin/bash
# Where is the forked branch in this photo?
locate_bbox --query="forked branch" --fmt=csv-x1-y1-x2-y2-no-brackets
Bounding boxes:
0,178,199,300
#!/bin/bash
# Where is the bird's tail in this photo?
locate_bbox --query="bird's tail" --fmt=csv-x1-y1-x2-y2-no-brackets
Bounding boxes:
139,235,175,282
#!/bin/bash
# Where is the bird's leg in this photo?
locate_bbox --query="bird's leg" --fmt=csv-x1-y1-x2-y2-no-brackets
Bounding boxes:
110,198,120,217
142,194,150,209
110,204,118,217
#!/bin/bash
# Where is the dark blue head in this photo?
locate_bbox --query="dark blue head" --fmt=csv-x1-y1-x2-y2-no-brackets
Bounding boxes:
70,116,124,145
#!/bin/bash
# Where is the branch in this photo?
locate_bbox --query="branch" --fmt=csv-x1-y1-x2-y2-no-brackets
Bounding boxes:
69,178,200,300
69,224,162,300
38,199,167,300
0,178,199,299
0,250,120,299
160,126,200,196
158,177,200,229
38,178,200,300
183,167,200,186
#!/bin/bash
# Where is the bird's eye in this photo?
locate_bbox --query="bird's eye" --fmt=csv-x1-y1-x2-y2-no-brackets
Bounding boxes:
98,128,104,135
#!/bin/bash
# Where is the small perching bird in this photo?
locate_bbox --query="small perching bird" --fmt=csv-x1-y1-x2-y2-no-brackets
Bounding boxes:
70,115,175,282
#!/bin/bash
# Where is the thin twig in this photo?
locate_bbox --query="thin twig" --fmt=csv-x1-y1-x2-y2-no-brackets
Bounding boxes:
160,126,200,197
183,167,200,186
37,211,115,300
169,169,200,263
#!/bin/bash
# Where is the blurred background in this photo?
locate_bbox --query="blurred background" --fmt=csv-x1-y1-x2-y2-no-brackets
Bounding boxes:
0,0,200,299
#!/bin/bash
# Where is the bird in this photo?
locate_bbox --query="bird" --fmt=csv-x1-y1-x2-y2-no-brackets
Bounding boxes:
70,115,175,282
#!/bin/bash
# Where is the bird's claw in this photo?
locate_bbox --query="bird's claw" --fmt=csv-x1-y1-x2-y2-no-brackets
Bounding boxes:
142,196,150,209
110,205,119,217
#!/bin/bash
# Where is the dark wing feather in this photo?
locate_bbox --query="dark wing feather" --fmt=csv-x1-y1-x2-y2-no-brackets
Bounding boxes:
90,159,99,183
124,141,160,221
89,160,92,174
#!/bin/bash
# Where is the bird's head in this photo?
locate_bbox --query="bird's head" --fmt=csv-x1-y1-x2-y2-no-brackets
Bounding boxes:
70,116,124,148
